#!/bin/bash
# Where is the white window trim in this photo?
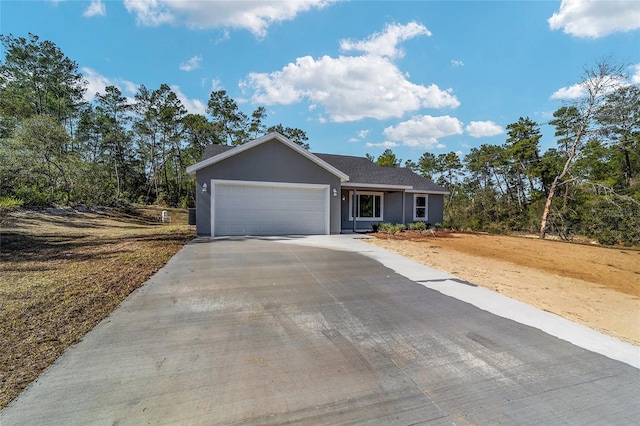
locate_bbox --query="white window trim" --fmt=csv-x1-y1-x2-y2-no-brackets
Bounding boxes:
413,194,429,221
349,191,384,221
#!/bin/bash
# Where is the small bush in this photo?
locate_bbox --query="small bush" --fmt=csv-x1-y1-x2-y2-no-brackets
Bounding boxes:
0,197,23,210
179,196,193,209
393,224,406,233
409,221,427,230
378,222,394,233
0,197,24,226
377,222,406,234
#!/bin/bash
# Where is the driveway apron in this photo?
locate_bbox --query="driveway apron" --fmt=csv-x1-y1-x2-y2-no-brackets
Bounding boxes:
2,238,639,425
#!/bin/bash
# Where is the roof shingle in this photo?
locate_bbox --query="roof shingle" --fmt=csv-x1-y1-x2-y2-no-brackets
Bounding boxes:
315,153,447,192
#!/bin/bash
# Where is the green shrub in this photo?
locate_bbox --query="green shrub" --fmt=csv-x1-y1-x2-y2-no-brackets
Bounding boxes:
377,222,406,234
0,197,23,225
0,197,23,210
393,223,406,233
378,222,394,233
409,221,427,230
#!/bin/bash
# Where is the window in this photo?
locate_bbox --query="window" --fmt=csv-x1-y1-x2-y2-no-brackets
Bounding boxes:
413,194,428,221
349,191,383,220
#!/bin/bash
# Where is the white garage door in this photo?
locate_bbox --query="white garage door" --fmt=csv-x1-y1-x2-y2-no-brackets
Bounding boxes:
212,180,329,236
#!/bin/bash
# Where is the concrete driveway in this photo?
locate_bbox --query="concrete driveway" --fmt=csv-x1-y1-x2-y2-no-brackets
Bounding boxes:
2,237,639,425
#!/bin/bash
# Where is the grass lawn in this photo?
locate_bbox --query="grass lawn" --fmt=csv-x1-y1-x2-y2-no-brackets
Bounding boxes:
0,206,195,409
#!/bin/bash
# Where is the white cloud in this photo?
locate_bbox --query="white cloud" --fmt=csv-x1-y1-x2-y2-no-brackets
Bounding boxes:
123,0,334,37
83,67,111,100
340,21,431,58
349,129,369,142
631,64,640,84
179,55,202,71
550,83,588,100
215,29,231,44
82,67,137,102
84,0,105,17
548,0,640,38
241,23,459,122
535,110,555,120
211,79,223,91
357,129,369,139
365,141,398,148
170,85,206,115
121,80,138,95
465,121,504,138
123,0,173,26
551,73,630,100
451,60,464,67
82,69,205,114
382,115,463,149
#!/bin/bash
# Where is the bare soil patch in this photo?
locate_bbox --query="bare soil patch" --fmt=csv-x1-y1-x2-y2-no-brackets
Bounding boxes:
0,206,194,408
367,231,640,346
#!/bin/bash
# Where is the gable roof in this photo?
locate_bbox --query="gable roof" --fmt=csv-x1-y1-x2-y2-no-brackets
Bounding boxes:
186,132,349,181
202,143,234,158
316,154,448,193
189,132,448,194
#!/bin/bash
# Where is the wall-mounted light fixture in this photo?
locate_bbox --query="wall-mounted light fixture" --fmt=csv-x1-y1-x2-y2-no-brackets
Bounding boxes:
332,188,338,197
202,183,208,193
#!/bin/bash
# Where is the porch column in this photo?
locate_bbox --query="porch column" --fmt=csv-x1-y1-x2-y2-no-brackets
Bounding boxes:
352,189,357,232
402,191,406,225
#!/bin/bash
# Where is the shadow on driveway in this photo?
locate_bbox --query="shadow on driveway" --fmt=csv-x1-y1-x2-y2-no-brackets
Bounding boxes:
2,238,639,424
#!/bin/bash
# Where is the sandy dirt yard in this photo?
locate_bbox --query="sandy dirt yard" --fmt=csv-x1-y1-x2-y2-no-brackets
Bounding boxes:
367,231,640,347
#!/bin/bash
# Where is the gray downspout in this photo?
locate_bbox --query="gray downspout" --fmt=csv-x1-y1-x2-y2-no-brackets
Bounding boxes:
352,189,357,232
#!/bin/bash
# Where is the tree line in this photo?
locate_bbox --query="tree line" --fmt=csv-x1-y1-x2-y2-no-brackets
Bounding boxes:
1,34,638,245
0,33,308,209
369,60,639,245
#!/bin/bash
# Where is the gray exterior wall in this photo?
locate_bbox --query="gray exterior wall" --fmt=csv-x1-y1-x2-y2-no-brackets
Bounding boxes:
339,190,406,230
384,192,404,224
340,189,388,231
195,139,342,236
339,189,445,230
402,193,445,226
428,194,445,225
340,189,350,229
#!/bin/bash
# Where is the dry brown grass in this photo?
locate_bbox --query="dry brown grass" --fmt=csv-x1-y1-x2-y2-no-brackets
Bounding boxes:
0,206,195,408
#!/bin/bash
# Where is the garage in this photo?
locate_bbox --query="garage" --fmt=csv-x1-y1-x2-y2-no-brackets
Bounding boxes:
211,180,329,236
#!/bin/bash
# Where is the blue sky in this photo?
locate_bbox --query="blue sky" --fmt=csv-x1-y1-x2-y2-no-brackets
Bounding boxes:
1,0,639,163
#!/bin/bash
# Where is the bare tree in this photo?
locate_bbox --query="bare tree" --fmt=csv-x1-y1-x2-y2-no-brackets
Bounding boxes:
540,59,627,239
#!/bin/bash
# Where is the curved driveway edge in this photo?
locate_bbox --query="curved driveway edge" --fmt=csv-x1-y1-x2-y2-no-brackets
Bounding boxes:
275,235,640,369
1,236,639,425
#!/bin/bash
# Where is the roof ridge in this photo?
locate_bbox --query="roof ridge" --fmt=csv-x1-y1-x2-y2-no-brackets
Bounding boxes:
315,152,371,160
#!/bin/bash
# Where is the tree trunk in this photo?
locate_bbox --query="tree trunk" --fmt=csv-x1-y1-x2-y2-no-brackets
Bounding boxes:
539,124,584,238
539,177,559,239
622,145,633,187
